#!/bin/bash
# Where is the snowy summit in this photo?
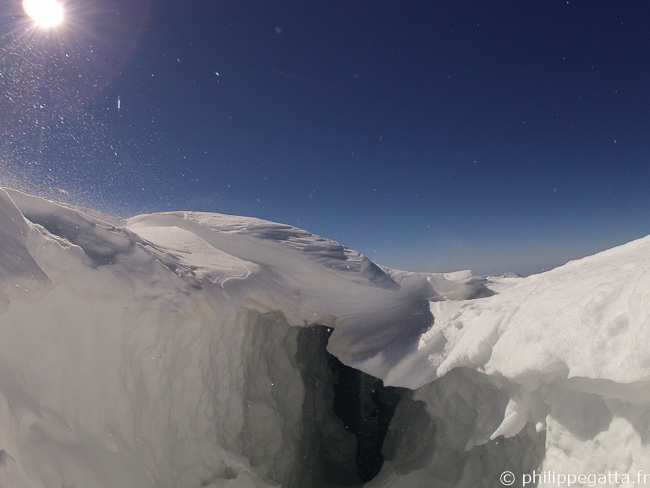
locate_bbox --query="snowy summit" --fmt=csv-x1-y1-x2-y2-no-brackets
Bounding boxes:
0,187,649,487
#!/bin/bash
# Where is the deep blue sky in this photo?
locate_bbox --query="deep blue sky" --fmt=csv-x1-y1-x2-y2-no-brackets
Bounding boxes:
2,0,650,275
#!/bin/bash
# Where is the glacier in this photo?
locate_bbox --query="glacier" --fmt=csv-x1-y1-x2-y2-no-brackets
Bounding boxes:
0,187,649,487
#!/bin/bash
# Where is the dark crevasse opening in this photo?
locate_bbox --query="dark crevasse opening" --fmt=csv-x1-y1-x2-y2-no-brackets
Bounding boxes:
327,346,402,482
293,321,547,488
296,325,402,486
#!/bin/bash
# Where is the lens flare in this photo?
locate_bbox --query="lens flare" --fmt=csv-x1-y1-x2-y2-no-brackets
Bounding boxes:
23,0,64,28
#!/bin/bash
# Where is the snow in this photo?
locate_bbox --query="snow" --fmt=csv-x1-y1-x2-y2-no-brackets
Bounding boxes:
0,187,649,487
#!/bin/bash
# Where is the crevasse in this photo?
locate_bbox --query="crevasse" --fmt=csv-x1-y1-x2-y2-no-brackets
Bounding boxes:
1,187,649,487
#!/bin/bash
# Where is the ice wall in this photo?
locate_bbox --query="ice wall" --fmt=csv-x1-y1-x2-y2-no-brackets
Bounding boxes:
1,187,649,487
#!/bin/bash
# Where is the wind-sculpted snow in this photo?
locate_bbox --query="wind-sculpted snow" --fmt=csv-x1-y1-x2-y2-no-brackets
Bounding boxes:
366,239,650,390
127,211,437,358
1,187,649,487
0,190,50,313
426,242,650,387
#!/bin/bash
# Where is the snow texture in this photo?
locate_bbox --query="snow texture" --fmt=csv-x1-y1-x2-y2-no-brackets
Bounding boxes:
0,187,649,487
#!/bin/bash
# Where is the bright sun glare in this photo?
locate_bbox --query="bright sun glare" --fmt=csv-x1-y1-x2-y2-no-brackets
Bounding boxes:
23,0,64,28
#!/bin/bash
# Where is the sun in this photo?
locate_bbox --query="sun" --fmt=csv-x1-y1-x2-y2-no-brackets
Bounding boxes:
23,0,64,28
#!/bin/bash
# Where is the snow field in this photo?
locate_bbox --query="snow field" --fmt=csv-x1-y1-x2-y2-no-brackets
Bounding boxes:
1,187,650,487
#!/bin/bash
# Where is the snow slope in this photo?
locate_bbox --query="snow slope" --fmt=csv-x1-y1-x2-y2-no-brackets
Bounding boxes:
0,187,649,487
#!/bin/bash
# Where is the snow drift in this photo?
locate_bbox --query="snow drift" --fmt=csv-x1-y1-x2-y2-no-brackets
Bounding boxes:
0,187,649,487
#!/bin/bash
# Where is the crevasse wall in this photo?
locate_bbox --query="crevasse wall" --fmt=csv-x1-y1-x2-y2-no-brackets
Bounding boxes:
0,188,311,487
0,271,336,487
372,368,546,488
